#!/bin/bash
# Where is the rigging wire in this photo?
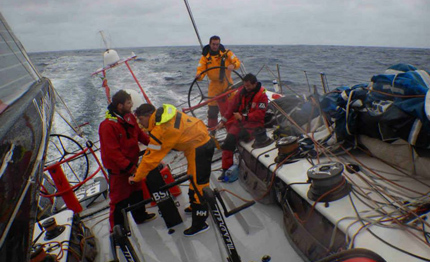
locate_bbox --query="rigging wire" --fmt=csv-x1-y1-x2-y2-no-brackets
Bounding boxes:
265,65,302,97
183,0,203,50
272,99,429,198
53,88,85,137
349,193,430,261
274,63,370,86
270,99,430,239
0,15,42,80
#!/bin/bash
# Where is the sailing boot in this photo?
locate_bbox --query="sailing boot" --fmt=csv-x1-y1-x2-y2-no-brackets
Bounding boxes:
184,206,192,215
217,169,228,182
134,212,157,224
184,203,209,236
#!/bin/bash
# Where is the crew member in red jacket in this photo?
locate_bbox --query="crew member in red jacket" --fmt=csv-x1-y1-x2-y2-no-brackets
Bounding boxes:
99,90,156,231
216,73,268,181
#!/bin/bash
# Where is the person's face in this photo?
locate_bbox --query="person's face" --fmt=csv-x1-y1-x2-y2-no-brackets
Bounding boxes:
210,39,220,52
118,98,133,114
137,115,150,128
243,81,257,92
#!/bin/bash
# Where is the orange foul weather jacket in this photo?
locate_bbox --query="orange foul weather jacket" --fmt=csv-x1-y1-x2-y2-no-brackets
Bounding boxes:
134,104,213,204
196,44,241,106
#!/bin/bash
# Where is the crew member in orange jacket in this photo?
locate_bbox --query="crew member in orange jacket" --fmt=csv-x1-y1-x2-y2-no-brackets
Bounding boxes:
130,103,215,236
99,90,156,231
216,74,269,181
195,35,241,130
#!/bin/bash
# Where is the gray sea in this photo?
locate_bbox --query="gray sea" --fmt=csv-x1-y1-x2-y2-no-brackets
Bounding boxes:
29,45,430,142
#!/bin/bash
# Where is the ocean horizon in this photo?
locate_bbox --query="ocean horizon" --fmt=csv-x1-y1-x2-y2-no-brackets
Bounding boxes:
29,44,430,143
29,43,430,55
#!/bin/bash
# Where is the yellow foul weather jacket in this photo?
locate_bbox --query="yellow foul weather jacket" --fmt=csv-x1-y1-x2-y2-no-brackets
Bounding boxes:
196,45,241,105
134,104,211,182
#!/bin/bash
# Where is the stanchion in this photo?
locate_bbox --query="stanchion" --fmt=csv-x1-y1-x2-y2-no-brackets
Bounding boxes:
47,165,82,213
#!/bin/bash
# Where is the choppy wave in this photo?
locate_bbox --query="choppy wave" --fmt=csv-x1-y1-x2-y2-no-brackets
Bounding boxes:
29,45,430,142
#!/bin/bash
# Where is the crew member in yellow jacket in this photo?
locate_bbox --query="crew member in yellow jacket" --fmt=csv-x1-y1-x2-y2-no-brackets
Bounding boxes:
195,35,241,130
129,103,215,236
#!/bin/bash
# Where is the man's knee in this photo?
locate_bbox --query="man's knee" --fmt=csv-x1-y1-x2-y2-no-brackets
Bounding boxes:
208,105,219,119
221,133,237,151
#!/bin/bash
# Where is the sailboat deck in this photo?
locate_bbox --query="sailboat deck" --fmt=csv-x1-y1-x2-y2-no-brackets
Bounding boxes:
82,147,303,262
132,176,301,262
237,128,430,262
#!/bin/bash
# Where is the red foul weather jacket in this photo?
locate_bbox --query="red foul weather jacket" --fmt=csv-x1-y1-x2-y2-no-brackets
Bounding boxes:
221,82,268,135
99,109,150,204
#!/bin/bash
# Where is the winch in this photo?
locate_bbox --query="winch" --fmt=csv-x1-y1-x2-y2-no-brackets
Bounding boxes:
275,136,299,163
307,162,351,202
42,217,66,241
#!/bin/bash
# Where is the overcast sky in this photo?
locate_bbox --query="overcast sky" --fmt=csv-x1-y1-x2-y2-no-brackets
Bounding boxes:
1,0,429,52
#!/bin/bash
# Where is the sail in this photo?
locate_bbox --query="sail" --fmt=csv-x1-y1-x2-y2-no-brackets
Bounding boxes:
0,12,55,262
0,12,40,114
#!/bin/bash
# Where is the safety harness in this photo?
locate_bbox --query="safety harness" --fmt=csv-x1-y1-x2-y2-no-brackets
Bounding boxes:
202,44,232,82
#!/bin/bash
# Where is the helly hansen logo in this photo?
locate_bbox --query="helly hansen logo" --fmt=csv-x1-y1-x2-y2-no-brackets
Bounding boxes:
196,210,207,216
258,103,266,109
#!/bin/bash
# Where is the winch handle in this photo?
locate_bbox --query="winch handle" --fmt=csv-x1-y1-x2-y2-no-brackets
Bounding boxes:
172,171,189,180
224,200,255,217
214,189,256,217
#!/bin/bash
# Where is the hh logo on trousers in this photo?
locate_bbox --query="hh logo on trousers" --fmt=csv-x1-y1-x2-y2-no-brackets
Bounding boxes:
196,210,207,216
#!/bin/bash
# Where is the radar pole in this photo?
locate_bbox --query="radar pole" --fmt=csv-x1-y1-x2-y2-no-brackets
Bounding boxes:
99,30,110,50
93,31,152,104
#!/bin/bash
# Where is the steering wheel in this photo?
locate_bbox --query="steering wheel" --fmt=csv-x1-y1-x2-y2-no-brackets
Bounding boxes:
186,66,243,119
42,134,89,194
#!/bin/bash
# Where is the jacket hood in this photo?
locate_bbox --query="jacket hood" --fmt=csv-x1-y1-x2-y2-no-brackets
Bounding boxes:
147,104,177,131
202,44,226,56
